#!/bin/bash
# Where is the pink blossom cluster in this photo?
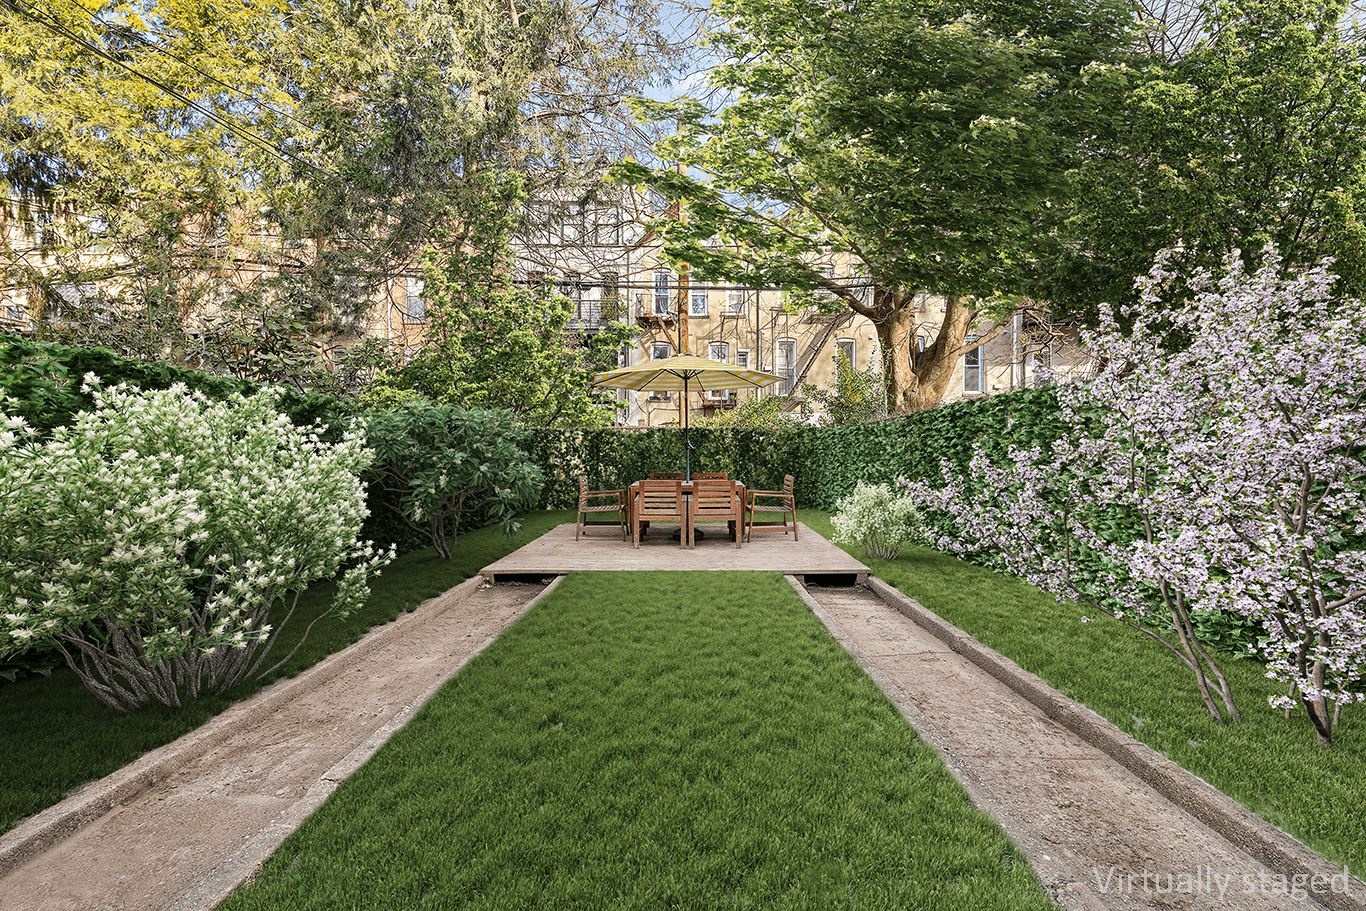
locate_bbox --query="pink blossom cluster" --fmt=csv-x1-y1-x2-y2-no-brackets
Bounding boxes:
903,252,1366,746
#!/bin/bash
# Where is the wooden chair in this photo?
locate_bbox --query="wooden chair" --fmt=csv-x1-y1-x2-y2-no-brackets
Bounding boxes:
634,479,689,548
689,479,743,548
576,476,627,541
693,472,728,480
649,472,684,480
745,474,798,542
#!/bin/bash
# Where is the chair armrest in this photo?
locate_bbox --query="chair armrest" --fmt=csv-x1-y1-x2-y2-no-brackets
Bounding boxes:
584,490,624,505
745,489,788,503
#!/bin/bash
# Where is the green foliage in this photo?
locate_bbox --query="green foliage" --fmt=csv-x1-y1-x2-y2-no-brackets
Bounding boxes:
615,0,1135,410
0,509,575,836
523,425,814,510
364,403,544,559
0,337,347,437
802,352,887,426
800,385,1070,511
371,173,637,427
0,381,389,711
1055,0,1366,319
831,483,927,559
1,0,678,386
691,394,805,430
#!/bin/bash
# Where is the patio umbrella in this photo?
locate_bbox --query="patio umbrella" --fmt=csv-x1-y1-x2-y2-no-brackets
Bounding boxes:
591,354,785,480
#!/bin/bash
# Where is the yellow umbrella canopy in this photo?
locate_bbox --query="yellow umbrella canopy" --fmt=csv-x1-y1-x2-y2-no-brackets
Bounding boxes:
591,354,784,395
591,354,784,480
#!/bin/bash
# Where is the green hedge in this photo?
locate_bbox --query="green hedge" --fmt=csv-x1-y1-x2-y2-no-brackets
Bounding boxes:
522,385,1067,513
525,426,815,509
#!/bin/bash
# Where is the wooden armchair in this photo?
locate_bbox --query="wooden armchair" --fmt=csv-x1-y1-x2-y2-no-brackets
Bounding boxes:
575,476,627,541
745,474,798,542
689,479,743,548
634,479,689,548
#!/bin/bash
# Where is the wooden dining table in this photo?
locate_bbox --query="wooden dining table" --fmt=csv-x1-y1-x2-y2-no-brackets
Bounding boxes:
627,479,747,542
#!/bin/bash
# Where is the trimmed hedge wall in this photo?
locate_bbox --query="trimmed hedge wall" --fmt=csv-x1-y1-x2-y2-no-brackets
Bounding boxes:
524,385,1068,512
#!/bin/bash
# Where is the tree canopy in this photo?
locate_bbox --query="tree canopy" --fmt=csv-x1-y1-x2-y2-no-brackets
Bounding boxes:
0,0,680,384
615,0,1136,411
1053,0,1366,319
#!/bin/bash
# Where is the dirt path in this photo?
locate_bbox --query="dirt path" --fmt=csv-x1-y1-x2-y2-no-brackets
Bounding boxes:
0,577,553,911
796,579,1365,911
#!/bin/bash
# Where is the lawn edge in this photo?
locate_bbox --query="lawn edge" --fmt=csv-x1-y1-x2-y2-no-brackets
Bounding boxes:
865,576,1366,911
171,575,564,911
0,575,488,880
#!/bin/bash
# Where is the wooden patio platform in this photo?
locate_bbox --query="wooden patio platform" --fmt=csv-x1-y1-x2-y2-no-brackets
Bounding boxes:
480,522,869,584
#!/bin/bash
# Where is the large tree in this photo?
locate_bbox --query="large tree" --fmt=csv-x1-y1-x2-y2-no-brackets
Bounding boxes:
0,0,681,385
1052,0,1366,320
614,0,1135,412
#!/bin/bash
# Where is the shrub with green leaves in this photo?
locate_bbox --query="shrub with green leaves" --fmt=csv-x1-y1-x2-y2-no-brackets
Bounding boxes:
364,403,543,558
831,482,926,559
0,379,391,711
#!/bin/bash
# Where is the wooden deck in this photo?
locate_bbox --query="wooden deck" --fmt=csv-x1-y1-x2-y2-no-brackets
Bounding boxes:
480,522,869,583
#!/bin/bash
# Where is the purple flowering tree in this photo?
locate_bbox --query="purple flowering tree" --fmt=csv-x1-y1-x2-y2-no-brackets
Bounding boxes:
904,252,1366,746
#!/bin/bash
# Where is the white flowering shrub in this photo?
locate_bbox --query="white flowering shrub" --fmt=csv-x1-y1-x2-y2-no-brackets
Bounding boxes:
0,379,392,711
831,483,926,560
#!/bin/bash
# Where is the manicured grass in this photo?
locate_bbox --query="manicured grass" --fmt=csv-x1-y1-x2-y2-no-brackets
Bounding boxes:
799,510,1366,872
0,510,575,836
220,571,1051,911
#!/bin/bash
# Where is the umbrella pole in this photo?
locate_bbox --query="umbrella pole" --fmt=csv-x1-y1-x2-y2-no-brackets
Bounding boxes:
683,375,691,482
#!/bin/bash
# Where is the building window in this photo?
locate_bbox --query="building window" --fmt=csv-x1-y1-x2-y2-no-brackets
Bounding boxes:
654,272,671,315
724,289,746,316
915,290,932,311
775,339,796,395
709,341,729,363
964,337,984,393
404,277,426,322
735,349,750,370
690,289,708,317
651,342,670,360
836,338,855,368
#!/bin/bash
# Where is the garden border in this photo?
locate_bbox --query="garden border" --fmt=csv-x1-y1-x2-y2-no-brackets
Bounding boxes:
866,576,1366,911
0,575,489,882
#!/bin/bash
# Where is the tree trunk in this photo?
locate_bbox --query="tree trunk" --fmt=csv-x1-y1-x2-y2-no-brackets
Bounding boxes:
874,290,979,413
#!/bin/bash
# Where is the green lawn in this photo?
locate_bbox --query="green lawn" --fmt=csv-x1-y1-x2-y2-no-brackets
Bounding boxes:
0,510,574,836
219,571,1051,911
799,511,1366,873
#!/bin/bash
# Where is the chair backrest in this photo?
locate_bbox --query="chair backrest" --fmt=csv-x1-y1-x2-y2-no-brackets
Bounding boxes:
650,472,684,480
693,472,728,480
692,479,739,516
637,479,685,517
783,475,795,497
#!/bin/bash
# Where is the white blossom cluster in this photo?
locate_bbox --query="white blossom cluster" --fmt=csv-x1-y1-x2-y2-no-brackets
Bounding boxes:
831,482,927,560
904,252,1366,745
0,379,393,710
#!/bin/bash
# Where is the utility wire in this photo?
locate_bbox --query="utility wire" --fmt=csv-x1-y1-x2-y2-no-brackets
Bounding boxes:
49,0,317,136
